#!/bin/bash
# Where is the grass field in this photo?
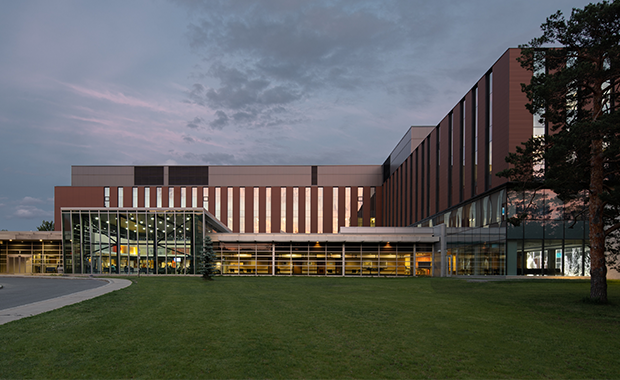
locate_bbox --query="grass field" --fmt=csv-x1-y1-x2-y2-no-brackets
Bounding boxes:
1,276,619,379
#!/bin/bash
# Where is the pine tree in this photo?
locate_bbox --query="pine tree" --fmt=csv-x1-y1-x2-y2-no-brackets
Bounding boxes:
198,235,218,280
500,1,620,302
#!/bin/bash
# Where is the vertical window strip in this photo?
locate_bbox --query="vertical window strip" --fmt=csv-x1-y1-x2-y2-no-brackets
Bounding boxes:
118,187,124,207
436,126,440,214
345,187,351,227
317,187,323,233
488,71,493,187
305,187,311,233
132,187,138,208
357,187,363,227
332,187,338,233
266,187,272,233
168,187,174,208
104,187,110,208
202,187,209,210
293,187,299,233
254,187,259,233
157,187,162,208
370,187,376,227
227,187,233,230
215,187,221,221
280,188,286,232
192,187,197,208
460,100,466,202
145,187,150,208
474,86,479,194
239,187,245,233
181,187,186,208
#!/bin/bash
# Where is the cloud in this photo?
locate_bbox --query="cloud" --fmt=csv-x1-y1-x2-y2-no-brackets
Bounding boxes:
12,206,51,219
209,110,229,129
183,135,195,143
183,152,237,165
187,116,203,129
180,1,414,129
20,196,44,205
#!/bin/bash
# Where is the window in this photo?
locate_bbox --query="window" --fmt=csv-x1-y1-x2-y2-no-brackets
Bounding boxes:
293,187,299,233
357,187,363,226
305,188,311,233
487,71,493,189
281,188,287,232
118,187,124,207
317,187,323,233
104,187,110,208
215,187,221,220
370,187,376,227
254,187,259,233
239,187,245,233
181,187,186,208
474,86,479,194
132,187,138,208
157,187,162,208
203,188,208,210
266,187,271,232
192,187,197,208
168,188,174,207
345,187,351,227
227,187,233,230
333,187,338,233
145,187,150,208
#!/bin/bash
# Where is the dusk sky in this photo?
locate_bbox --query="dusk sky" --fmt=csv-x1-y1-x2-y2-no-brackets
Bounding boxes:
0,0,593,231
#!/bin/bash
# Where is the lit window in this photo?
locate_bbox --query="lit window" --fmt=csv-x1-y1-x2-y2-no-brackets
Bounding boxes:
281,187,286,232
254,187,259,233
144,187,150,208
293,187,299,233
333,187,338,233
168,187,174,208
266,187,271,232
227,187,233,230
345,187,351,227
104,187,110,208
305,187,311,233
118,187,124,207
215,187,221,220
357,187,363,226
132,187,138,208
240,187,245,233
317,187,323,233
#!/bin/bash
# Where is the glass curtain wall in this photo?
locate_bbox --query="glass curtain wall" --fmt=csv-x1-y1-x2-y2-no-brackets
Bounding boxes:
61,209,214,275
214,242,420,277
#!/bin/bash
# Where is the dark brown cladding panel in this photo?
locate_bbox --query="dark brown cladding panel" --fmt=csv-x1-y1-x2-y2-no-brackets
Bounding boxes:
169,166,209,186
54,187,105,230
134,166,164,186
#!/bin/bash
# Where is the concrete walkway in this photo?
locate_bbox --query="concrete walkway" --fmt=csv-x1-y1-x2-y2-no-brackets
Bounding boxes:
0,277,131,325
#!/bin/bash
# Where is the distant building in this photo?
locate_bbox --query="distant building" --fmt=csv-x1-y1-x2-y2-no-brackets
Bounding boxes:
1,48,602,277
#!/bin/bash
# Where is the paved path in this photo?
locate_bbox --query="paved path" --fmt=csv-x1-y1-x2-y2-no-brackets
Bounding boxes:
0,276,131,325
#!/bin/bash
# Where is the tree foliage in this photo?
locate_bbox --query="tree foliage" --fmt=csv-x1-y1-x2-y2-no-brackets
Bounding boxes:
37,220,55,231
499,0,620,302
198,235,218,280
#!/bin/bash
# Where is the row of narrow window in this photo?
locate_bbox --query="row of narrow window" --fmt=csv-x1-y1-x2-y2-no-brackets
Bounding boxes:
104,186,376,233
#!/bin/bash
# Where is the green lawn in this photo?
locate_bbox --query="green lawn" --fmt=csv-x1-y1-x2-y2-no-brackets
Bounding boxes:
1,277,619,379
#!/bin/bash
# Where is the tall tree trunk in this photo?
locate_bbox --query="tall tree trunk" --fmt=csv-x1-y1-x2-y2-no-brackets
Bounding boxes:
589,138,607,302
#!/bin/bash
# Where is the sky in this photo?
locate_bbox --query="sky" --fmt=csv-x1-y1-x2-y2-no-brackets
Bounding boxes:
0,0,594,231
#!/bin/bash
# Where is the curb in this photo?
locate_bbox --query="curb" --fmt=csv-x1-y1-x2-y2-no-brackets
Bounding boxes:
0,278,132,326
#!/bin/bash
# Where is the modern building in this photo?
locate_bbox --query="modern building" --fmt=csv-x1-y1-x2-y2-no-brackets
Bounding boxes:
0,48,600,277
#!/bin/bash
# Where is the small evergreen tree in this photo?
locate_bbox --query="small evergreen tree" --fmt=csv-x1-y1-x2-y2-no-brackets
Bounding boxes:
37,220,54,231
198,235,218,280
